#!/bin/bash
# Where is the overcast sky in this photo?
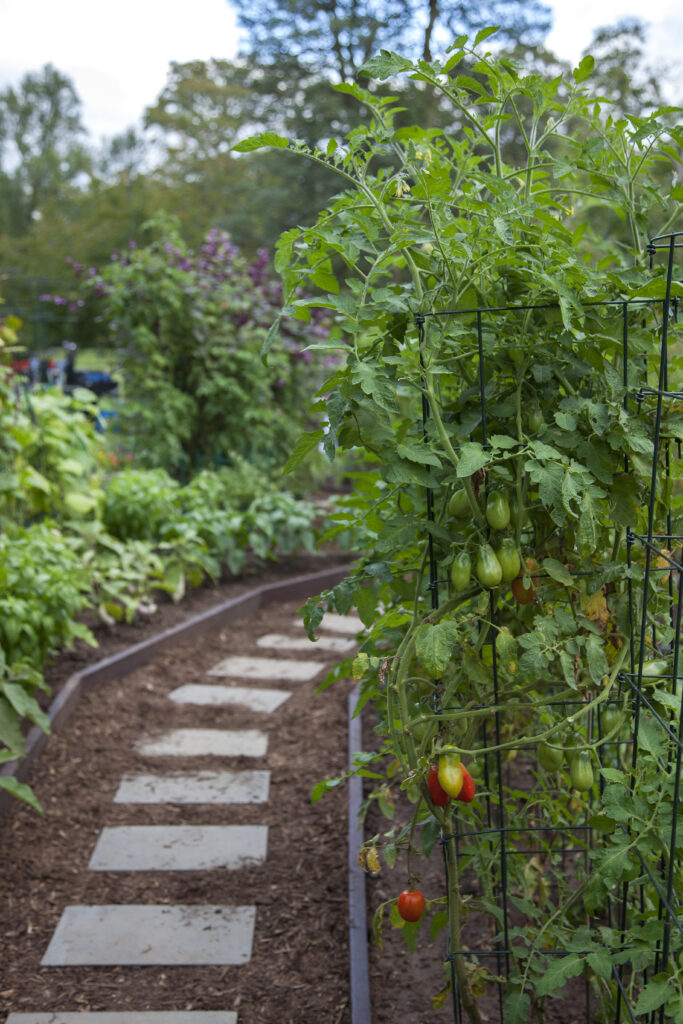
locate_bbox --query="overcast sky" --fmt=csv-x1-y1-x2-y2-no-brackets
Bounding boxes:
0,0,681,143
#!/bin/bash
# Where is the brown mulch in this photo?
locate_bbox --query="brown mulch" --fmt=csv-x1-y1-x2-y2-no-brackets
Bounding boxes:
0,551,592,1024
0,554,356,1023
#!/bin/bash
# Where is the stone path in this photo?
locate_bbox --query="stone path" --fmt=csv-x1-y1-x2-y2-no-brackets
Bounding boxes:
15,609,361,1022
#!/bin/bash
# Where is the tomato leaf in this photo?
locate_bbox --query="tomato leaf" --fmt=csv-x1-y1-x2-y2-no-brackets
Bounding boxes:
573,55,595,83
534,953,583,997
586,634,609,684
415,620,459,677
282,430,325,475
457,441,490,477
359,50,413,79
634,978,671,1015
232,131,289,152
542,557,576,588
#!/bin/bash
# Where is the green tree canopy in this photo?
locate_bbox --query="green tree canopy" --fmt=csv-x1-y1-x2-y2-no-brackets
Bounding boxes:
0,64,91,230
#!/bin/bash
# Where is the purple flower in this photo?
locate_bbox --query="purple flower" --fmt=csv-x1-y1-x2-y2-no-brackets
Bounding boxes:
128,240,137,249
38,293,52,302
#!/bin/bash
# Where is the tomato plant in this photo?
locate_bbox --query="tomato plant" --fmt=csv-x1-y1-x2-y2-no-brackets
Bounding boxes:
245,28,683,1024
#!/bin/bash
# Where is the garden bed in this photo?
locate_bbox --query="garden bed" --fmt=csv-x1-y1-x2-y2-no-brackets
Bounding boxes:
0,560,355,1022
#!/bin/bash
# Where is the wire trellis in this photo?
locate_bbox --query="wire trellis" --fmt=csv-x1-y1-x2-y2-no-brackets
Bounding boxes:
418,231,683,1023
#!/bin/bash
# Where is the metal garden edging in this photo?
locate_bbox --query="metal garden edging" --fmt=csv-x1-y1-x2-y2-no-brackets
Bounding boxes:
0,563,354,821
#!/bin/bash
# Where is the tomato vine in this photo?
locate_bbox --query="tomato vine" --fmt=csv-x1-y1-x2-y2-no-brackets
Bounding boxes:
237,29,683,1024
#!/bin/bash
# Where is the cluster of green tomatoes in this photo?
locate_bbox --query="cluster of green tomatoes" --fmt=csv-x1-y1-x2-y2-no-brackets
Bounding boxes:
448,488,536,603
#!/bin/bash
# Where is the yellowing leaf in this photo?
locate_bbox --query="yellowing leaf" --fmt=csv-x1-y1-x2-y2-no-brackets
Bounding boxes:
584,588,610,628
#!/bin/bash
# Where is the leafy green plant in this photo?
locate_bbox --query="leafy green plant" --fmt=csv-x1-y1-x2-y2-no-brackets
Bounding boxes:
75,215,331,476
238,30,683,1022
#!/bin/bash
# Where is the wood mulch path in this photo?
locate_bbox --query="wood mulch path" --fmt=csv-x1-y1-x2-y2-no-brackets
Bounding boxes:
0,552,587,1024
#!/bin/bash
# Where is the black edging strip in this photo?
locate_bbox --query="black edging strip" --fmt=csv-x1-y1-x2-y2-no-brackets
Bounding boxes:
349,686,372,1024
0,563,354,820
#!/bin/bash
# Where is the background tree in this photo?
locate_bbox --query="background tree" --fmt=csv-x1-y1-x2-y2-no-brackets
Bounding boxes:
0,64,91,232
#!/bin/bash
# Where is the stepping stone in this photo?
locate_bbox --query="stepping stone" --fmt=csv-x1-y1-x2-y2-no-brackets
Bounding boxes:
169,684,290,713
207,655,324,682
307,612,363,635
89,825,268,871
136,729,267,758
256,632,356,654
6,1014,237,1024
41,904,256,966
114,769,269,805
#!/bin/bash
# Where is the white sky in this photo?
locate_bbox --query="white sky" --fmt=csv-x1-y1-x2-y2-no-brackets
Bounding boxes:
0,0,681,143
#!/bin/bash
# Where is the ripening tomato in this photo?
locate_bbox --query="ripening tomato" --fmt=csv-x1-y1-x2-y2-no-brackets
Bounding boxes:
486,491,511,530
450,551,472,590
438,752,464,797
476,544,503,587
496,537,521,582
455,766,476,803
427,765,450,806
511,557,538,604
397,889,425,922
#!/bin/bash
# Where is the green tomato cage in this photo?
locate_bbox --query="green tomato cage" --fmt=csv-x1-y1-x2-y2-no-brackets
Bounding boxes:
413,231,683,1024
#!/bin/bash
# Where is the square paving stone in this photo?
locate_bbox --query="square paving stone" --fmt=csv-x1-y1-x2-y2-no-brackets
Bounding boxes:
6,1014,237,1024
301,612,363,635
168,684,290,713
88,825,268,871
207,655,325,681
114,770,269,805
41,904,256,966
256,632,356,654
135,729,267,758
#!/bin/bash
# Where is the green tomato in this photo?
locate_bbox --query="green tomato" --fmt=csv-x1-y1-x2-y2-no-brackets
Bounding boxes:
496,537,521,582
476,544,503,588
509,496,529,531
448,489,470,518
564,735,581,769
602,707,622,735
570,751,594,793
450,551,472,590
527,408,545,433
410,703,436,744
486,491,510,531
537,741,564,772
640,658,669,682
509,347,525,366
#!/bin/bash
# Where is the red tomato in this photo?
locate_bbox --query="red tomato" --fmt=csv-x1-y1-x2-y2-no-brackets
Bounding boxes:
511,558,538,604
455,766,476,803
397,889,425,922
427,765,450,806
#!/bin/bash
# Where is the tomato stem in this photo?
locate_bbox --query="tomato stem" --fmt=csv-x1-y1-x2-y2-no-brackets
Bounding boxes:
444,810,485,1024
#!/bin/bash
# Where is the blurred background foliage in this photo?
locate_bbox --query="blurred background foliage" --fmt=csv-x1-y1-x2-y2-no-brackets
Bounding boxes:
0,6,677,327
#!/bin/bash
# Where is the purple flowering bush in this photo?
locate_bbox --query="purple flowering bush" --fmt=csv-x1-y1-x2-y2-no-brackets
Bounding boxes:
77,212,332,476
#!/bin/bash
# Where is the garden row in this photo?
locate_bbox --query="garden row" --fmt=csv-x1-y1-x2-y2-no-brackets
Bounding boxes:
0,347,328,811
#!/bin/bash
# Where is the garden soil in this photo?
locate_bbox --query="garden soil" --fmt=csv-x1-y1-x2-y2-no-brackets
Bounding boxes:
0,552,589,1024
